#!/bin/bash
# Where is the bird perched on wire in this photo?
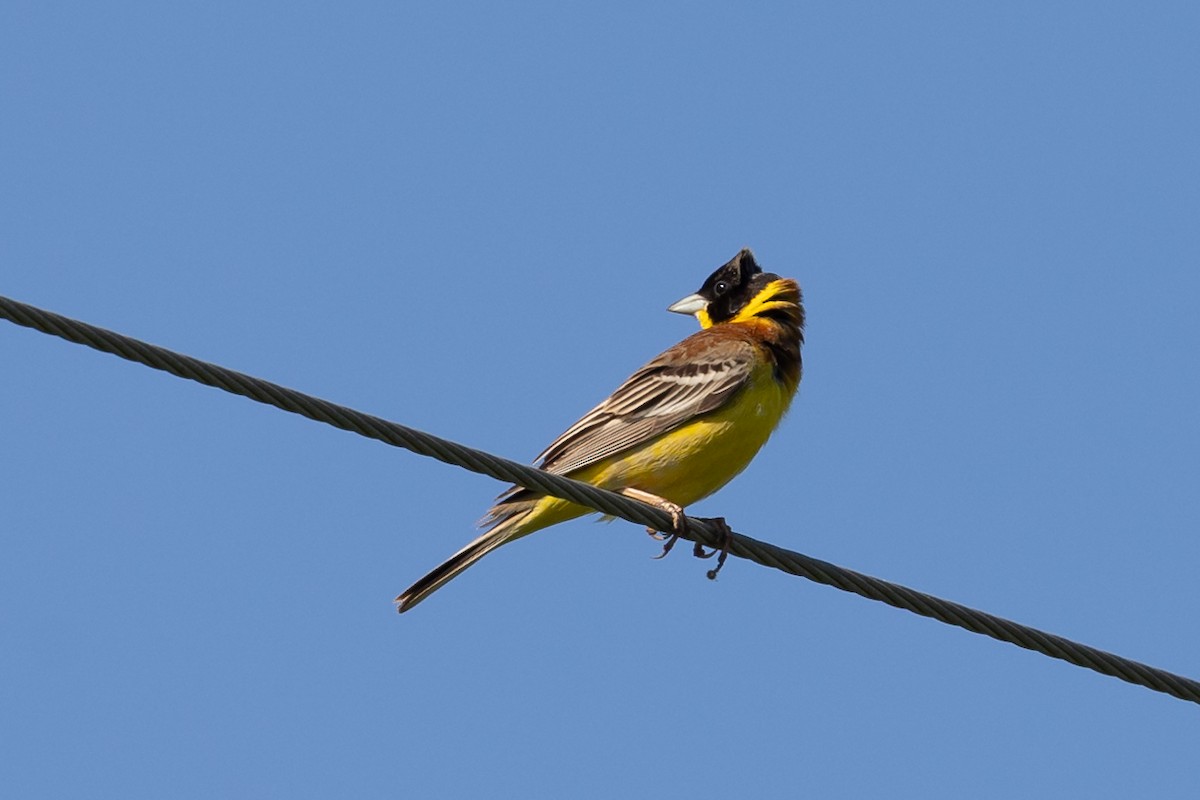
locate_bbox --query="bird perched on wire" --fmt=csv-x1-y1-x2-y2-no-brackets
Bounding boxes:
396,248,804,612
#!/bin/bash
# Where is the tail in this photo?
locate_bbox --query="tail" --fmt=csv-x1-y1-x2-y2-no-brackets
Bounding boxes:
396,486,588,612
395,527,513,612
395,492,543,613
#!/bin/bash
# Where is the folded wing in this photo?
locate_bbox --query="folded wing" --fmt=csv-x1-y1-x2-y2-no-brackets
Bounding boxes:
533,337,757,477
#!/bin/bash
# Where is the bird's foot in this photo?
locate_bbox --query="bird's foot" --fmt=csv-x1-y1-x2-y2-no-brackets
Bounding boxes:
619,488,687,559
618,489,731,577
692,516,733,580
649,503,687,560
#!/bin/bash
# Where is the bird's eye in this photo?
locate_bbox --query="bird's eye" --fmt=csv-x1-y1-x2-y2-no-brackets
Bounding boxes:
714,280,729,296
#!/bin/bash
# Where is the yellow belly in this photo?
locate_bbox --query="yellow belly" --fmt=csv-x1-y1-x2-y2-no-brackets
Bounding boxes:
515,361,793,536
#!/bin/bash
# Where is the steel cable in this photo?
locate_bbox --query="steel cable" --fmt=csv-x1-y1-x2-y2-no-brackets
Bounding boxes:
3,293,1197,706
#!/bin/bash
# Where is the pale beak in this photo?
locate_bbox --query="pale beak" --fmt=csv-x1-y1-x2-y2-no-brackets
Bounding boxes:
667,293,707,315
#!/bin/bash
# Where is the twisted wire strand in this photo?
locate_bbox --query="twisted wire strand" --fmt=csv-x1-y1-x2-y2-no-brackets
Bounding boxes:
2,293,1197,706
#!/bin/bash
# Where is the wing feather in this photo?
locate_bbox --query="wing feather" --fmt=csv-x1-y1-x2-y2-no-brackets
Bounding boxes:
531,337,757,477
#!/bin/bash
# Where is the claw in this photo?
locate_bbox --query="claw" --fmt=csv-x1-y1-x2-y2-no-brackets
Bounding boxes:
652,506,689,560
646,527,670,542
700,516,733,580
651,532,680,559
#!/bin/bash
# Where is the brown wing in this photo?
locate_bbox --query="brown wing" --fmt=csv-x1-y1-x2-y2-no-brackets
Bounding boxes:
531,332,757,477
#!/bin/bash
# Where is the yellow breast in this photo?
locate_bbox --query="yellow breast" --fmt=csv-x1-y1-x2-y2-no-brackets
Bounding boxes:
599,357,792,506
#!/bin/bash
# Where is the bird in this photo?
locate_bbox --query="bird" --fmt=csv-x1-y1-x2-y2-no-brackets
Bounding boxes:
396,248,804,612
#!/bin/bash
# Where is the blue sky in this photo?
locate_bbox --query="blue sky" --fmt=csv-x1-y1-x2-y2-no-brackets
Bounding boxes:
3,2,1198,797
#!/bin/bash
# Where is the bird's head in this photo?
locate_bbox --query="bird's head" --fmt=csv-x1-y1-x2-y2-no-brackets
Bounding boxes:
668,248,799,330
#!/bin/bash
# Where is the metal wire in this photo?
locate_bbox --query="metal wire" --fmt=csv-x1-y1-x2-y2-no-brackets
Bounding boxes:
2,293,1198,706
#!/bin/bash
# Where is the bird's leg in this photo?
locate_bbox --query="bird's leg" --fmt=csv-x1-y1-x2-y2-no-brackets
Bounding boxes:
692,516,733,580
618,487,687,559
617,490,732,577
